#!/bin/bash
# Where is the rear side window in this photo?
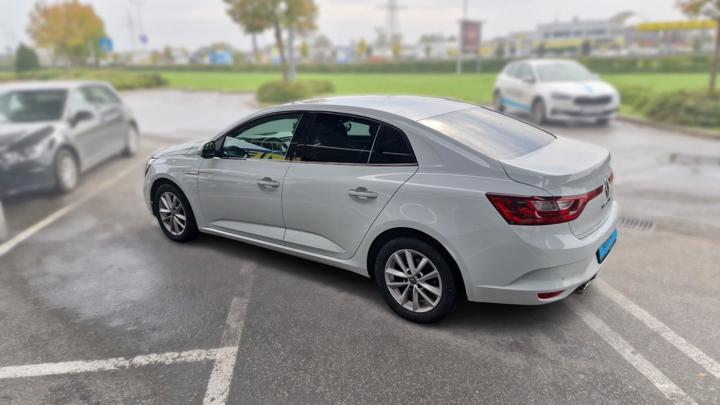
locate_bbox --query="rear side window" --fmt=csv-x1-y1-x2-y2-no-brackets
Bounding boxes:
296,113,379,164
420,107,555,160
369,125,415,164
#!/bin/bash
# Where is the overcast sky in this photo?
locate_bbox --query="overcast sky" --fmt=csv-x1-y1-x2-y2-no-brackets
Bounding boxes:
1,0,686,53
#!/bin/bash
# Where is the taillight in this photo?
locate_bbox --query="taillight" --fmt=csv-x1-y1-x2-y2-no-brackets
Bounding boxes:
487,185,604,226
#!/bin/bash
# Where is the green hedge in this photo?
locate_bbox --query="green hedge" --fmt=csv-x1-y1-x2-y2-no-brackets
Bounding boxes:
0,70,167,90
125,55,713,74
256,79,335,103
617,85,720,128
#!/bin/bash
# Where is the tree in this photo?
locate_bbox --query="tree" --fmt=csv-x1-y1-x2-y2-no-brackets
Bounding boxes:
163,46,174,64
356,38,368,60
581,39,592,56
677,0,720,94
15,44,40,73
27,1,106,67
224,0,317,82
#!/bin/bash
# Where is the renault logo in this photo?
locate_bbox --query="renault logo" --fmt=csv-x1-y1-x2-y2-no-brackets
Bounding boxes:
603,176,612,203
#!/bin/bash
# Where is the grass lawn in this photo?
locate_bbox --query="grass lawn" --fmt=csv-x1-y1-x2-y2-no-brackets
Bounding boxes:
160,71,710,105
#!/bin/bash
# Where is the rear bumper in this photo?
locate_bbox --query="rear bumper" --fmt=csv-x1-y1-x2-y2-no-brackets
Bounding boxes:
463,200,619,305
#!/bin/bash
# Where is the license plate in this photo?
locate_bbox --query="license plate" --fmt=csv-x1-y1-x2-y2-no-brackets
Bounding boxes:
596,229,618,263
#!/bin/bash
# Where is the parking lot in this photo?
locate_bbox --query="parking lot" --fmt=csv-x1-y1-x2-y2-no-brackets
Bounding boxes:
0,90,718,404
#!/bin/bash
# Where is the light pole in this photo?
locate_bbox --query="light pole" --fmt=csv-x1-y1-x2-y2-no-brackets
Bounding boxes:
701,2,720,94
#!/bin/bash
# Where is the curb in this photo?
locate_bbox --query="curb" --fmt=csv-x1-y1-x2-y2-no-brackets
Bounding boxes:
617,115,720,141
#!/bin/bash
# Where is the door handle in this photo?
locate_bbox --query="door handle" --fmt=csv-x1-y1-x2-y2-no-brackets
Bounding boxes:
257,177,280,188
348,187,378,199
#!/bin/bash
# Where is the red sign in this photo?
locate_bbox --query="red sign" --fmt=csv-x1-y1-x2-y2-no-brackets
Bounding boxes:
460,20,482,55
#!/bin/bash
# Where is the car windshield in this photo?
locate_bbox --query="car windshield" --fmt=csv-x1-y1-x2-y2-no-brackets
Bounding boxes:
420,107,555,160
0,89,68,124
536,62,596,82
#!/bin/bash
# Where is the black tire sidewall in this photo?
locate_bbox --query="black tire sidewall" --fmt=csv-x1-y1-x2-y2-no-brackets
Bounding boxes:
374,237,458,323
153,184,198,242
493,90,505,112
54,149,79,193
532,98,546,124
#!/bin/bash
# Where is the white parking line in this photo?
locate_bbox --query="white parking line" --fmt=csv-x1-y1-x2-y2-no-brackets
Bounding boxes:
567,299,698,405
597,279,720,379
0,348,220,380
0,165,138,259
203,267,255,405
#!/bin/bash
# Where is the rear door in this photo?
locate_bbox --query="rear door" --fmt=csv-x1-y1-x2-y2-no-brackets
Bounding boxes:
281,113,417,259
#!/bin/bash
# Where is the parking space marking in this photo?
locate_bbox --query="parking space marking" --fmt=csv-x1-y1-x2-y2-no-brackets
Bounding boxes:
203,266,255,405
597,279,720,379
567,299,698,405
0,348,220,380
0,165,138,259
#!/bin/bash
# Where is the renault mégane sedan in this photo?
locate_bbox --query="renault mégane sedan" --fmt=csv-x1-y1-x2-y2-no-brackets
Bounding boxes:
493,59,620,125
144,96,619,323
0,81,139,196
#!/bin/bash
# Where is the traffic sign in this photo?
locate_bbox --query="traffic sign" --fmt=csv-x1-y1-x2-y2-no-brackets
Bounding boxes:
98,37,114,53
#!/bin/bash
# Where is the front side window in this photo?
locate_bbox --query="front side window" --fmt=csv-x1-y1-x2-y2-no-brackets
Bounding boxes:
222,113,302,160
0,89,67,124
420,107,555,160
87,85,121,105
296,113,379,164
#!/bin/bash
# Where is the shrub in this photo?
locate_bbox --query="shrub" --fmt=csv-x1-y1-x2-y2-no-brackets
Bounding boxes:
14,44,40,73
640,91,720,128
256,79,334,104
1,69,167,90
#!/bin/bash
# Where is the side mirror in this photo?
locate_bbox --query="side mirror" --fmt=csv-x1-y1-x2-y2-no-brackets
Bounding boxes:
69,110,94,127
522,75,536,84
201,141,217,159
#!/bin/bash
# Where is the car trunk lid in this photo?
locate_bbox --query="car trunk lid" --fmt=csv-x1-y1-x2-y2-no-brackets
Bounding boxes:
500,137,613,238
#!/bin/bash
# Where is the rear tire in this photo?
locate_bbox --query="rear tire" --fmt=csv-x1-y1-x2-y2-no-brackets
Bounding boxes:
153,183,199,242
532,98,547,124
54,149,79,194
374,237,458,323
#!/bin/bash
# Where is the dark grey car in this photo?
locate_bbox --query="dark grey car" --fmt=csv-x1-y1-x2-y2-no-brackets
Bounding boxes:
0,81,139,196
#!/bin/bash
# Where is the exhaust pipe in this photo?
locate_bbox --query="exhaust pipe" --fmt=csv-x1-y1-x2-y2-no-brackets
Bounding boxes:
574,275,596,294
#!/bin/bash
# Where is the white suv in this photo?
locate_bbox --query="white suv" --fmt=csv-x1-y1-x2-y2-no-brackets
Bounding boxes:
493,59,620,125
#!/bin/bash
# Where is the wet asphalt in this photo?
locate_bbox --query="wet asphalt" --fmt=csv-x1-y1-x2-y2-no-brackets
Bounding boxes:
0,90,718,404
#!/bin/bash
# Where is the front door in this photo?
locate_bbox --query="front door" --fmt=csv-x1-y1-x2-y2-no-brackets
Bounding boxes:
66,87,107,169
282,113,417,259
197,113,303,243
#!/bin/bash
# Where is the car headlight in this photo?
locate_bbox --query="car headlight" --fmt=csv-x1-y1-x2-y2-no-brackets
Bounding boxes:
551,92,573,100
0,139,49,166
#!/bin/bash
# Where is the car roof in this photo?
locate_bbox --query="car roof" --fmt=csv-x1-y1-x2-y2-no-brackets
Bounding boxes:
289,95,475,121
0,80,110,92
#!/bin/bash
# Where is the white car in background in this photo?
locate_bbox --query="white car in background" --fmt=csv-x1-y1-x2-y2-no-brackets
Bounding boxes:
493,59,620,125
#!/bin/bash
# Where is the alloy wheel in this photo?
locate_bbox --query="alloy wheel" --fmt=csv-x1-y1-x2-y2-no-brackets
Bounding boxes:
158,192,187,236
384,249,442,313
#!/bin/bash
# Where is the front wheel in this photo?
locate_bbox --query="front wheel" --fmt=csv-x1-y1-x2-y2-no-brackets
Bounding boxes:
374,238,458,323
493,90,505,112
54,149,79,194
532,98,547,124
153,184,199,242
123,126,140,157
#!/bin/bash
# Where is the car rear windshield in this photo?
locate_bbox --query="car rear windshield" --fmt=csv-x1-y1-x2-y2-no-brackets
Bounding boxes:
420,107,555,160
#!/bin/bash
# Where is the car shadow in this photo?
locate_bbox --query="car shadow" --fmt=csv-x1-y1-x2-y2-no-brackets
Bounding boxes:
190,232,574,330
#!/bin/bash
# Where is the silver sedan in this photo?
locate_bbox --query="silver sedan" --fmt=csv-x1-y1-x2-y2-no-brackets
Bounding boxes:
144,96,619,323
